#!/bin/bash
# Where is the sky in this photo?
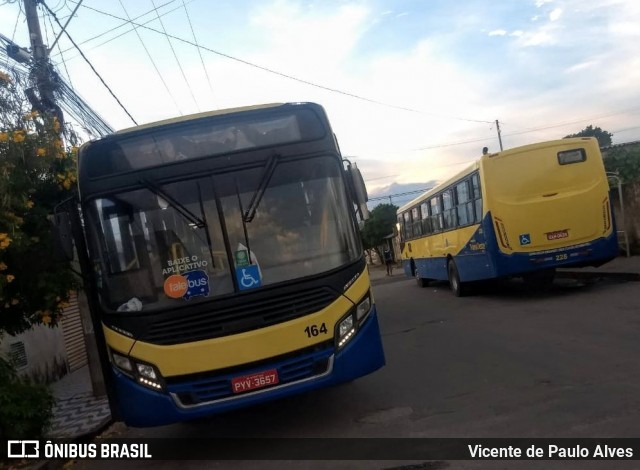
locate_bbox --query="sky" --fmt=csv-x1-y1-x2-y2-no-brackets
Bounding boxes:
1,0,639,207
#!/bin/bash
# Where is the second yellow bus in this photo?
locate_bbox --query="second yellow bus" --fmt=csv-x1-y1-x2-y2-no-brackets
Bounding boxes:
397,137,618,295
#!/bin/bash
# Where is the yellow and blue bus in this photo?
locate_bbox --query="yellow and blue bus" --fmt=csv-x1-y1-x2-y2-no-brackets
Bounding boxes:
59,103,384,426
397,137,618,296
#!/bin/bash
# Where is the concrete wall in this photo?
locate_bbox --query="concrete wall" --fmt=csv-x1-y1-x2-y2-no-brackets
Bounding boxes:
0,325,68,384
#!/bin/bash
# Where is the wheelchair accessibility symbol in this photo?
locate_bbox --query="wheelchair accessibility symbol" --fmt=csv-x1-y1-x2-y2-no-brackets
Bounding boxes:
519,233,531,246
236,265,261,290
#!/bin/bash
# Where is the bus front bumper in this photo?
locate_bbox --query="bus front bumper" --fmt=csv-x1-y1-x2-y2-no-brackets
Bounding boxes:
111,308,385,427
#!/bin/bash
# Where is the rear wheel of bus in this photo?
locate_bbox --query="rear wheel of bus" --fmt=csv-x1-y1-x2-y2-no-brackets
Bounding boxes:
412,259,429,287
448,258,466,297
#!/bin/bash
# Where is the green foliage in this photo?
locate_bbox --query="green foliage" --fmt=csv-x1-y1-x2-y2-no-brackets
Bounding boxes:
0,69,79,336
603,144,640,183
361,203,398,257
0,356,55,439
564,125,613,148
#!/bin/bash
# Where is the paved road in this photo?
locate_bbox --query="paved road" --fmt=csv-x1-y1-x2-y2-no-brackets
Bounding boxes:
76,274,640,469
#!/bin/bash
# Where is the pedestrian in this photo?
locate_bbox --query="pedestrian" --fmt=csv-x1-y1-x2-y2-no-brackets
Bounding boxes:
383,247,393,276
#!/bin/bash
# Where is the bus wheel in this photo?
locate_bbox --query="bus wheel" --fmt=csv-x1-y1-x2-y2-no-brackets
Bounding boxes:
448,259,466,297
412,260,428,287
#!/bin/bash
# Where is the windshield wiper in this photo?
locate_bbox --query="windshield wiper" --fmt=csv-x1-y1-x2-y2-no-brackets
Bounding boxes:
140,179,206,229
242,154,278,223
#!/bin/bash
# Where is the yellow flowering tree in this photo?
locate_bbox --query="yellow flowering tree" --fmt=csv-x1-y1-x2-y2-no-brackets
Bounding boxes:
0,69,78,336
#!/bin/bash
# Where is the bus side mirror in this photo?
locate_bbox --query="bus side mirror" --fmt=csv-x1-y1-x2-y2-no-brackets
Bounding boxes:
349,163,370,221
52,212,74,261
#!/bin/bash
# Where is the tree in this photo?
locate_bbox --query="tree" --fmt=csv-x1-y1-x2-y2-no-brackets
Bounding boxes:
564,125,613,148
603,144,640,183
0,69,78,337
361,203,398,263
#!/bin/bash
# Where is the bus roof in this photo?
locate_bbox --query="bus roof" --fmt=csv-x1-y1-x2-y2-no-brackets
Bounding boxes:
115,103,284,135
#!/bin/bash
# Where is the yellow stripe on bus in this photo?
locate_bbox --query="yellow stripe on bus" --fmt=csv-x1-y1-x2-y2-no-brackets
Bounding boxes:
103,267,371,377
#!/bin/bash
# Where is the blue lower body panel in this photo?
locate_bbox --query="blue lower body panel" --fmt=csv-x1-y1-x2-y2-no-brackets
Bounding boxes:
112,309,385,427
404,233,618,283
491,233,619,278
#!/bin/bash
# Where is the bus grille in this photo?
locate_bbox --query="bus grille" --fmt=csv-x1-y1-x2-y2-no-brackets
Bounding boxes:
141,287,339,345
168,343,333,407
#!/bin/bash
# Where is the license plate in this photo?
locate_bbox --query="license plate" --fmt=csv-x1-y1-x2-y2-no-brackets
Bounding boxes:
546,229,569,240
231,369,279,394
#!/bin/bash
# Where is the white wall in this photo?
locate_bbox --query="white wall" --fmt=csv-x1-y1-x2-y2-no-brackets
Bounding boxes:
0,324,68,384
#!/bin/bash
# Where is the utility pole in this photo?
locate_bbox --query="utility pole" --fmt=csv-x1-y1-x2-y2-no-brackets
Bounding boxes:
495,119,504,151
22,0,111,405
23,0,63,125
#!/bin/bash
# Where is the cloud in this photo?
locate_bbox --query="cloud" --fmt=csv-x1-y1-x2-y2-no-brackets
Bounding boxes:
2,0,639,190
549,8,563,21
565,60,598,73
517,28,556,47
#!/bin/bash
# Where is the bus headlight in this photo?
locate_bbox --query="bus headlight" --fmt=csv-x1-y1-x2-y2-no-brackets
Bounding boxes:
337,315,355,349
110,349,165,392
356,295,371,320
335,292,373,350
137,363,158,380
111,351,133,372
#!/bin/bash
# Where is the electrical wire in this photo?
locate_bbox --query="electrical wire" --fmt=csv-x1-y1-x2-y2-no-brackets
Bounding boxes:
181,0,215,105
0,33,114,137
117,0,183,116
40,1,138,125
53,0,179,57
66,3,494,124
501,107,640,139
45,10,74,90
3,7,22,69
150,0,199,112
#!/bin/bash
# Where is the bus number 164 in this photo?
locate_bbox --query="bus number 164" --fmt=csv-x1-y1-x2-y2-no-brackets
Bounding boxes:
304,323,328,338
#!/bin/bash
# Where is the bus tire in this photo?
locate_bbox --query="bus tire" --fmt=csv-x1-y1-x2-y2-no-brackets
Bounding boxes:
412,260,428,287
448,259,466,297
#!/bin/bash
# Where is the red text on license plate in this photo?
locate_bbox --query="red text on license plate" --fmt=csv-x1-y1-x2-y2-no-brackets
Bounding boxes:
231,369,279,394
546,229,569,240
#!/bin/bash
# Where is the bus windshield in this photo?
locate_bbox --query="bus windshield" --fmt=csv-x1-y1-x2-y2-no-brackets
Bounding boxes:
86,155,360,312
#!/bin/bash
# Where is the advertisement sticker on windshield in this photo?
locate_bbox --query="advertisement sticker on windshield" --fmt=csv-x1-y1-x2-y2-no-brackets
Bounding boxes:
163,270,210,300
163,255,210,300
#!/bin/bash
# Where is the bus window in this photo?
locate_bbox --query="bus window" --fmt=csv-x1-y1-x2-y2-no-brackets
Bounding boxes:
420,202,431,235
403,211,413,239
412,207,422,237
471,173,483,223
455,180,474,227
429,197,442,232
216,156,359,285
100,203,140,274
558,148,586,165
442,190,455,230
